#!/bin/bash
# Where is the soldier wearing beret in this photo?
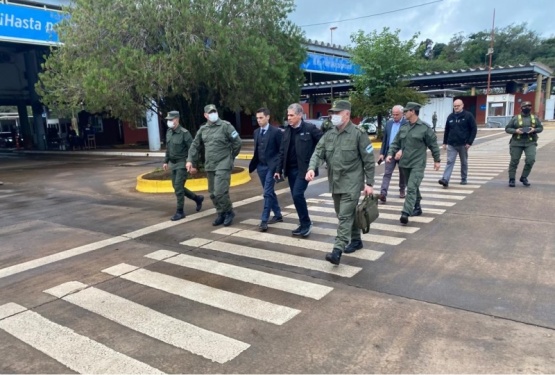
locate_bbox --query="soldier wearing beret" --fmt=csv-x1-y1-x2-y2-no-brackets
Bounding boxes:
163,111,204,221
187,104,242,226
306,100,375,265
386,102,441,225
505,101,543,187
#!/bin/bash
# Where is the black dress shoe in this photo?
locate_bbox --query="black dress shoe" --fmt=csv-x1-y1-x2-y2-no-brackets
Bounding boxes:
268,215,283,224
400,212,409,224
292,225,303,236
171,210,185,221
223,211,235,226
259,221,268,232
325,248,342,265
412,205,422,216
194,195,204,212
344,240,363,254
509,178,515,187
378,194,386,203
520,176,530,187
460,180,467,185
438,179,449,188
212,214,225,226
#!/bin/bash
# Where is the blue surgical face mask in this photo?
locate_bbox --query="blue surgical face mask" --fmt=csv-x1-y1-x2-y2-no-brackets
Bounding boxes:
208,113,219,122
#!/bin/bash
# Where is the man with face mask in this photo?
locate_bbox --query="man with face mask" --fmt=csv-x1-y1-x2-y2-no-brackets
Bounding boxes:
505,101,543,187
163,111,204,221
186,104,242,226
306,100,375,265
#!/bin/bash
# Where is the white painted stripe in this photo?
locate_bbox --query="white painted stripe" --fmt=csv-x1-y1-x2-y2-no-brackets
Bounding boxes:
297,203,446,215
0,236,129,280
145,250,335,298
417,187,473,194
101,265,299,325
380,198,455,207
368,205,446,214
377,212,434,223
0,303,164,373
238,220,405,245
0,193,18,199
178,240,361,278
423,174,492,180
0,189,16,193
43,281,250,364
275,215,419,234
212,228,385,261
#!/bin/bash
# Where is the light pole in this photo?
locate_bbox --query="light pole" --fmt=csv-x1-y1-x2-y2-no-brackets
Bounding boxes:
330,26,337,44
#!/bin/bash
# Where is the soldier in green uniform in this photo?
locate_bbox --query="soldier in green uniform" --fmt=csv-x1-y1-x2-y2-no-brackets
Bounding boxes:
505,101,543,187
186,104,242,226
163,111,204,221
386,102,441,225
306,100,375,265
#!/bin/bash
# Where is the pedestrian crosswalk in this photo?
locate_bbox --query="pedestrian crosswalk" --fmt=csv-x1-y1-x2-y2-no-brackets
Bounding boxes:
0,140,532,372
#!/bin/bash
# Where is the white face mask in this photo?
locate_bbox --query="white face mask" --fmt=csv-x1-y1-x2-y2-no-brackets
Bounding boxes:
208,113,219,122
167,120,174,128
331,114,343,126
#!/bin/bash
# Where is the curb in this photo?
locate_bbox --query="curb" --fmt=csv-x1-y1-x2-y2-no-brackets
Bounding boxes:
136,166,251,193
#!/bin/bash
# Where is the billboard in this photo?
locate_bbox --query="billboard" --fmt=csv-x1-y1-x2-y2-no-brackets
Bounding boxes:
0,3,64,45
301,52,359,76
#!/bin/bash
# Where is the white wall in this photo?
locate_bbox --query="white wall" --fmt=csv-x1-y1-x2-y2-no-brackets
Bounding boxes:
420,97,453,129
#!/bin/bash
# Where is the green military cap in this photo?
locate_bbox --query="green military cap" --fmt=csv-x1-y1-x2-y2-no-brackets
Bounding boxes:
521,101,532,107
404,102,422,111
330,99,351,112
165,110,179,119
204,104,217,113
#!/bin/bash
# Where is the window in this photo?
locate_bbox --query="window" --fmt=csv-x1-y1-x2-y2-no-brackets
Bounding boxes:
91,116,103,133
135,117,148,128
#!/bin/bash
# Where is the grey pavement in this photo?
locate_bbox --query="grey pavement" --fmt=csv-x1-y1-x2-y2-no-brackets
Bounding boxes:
1,129,555,373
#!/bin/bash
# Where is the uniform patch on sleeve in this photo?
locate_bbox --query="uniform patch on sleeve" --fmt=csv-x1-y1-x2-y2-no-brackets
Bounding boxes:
231,130,238,138
365,144,374,153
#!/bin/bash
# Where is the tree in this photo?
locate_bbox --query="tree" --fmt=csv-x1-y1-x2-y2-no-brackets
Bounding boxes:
37,0,306,132
349,28,428,133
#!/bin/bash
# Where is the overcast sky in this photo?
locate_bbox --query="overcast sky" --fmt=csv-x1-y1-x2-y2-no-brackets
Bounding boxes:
289,0,555,48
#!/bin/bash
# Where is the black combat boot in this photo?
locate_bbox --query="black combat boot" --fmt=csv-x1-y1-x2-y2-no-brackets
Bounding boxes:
344,240,363,254
508,178,515,187
212,213,225,226
400,212,409,224
438,178,449,188
171,209,185,221
520,176,530,187
412,203,422,216
325,248,342,265
223,211,236,227
194,195,204,212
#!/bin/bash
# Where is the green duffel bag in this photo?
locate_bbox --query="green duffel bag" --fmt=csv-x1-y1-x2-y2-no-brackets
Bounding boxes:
355,194,380,234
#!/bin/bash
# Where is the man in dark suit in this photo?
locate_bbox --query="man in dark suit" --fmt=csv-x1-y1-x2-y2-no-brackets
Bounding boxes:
249,107,284,232
275,103,322,237
378,104,407,203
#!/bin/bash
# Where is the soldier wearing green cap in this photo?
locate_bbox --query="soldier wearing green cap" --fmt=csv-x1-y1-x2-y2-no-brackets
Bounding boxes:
163,110,204,221
505,101,543,187
386,102,441,225
186,104,242,226
306,99,375,265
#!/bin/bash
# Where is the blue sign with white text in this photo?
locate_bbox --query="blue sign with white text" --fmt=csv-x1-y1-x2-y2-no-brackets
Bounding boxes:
0,3,64,45
301,52,359,76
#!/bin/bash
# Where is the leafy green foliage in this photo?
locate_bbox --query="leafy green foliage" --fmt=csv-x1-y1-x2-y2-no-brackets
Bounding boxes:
37,0,306,131
348,28,428,129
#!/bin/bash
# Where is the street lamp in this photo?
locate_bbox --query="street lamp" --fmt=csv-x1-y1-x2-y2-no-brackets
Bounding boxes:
330,26,337,44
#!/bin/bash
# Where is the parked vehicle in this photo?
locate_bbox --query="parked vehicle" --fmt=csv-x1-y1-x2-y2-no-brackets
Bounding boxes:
359,117,379,134
304,115,329,129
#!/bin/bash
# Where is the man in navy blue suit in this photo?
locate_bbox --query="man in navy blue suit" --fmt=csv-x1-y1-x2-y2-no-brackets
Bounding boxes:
249,107,284,232
378,105,407,203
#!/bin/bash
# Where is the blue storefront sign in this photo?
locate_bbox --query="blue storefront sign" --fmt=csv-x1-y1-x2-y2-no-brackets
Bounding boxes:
301,52,359,76
0,3,64,45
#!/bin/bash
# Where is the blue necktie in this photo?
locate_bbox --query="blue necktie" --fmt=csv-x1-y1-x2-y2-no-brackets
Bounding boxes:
261,129,266,137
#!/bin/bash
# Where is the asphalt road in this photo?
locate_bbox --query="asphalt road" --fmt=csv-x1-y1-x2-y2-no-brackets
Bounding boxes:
1,129,555,373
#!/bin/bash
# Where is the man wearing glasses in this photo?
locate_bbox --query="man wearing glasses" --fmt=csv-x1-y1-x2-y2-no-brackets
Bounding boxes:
505,101,543,187
386,102,441,225
438,99,477,187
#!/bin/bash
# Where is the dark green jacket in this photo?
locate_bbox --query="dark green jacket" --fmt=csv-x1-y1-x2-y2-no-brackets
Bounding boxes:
388,118,441,169
505,114,543,146
187,119,242,171
165,126,193,169
309,122,375,194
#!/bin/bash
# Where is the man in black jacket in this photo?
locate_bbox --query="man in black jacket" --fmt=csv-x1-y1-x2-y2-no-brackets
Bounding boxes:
249,107,284,232
438,99,477,187
275,103,322,237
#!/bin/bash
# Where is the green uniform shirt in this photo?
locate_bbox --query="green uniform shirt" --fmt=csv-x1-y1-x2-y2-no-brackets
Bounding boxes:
187,119,242,171
505,114,543,146
388,118,441,168
309,121,375,194
165,126,193,169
